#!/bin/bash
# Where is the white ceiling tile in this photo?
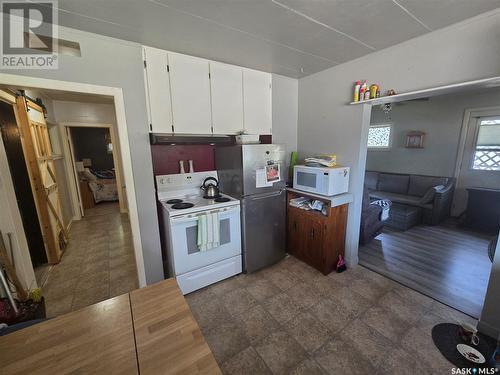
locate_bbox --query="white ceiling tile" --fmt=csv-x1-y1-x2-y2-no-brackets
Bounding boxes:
274,0,430,49
396,0,500,29
52,0,500,78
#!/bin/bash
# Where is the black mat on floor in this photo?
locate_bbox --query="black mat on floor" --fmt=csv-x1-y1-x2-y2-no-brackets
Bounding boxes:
432,323,497,368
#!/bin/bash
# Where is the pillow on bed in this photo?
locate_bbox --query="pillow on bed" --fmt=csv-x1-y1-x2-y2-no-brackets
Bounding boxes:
81,168,97,181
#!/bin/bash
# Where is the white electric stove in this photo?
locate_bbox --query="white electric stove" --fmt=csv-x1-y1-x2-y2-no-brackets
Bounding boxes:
157,171,242,294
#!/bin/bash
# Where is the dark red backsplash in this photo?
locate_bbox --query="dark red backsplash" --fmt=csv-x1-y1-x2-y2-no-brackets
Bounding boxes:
151,135,271,176
151,144,216,175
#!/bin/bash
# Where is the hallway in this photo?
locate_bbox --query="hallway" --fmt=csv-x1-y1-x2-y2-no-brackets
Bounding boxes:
41,203,138,317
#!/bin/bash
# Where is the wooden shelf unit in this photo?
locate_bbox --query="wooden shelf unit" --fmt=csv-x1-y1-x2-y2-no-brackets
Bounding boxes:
287,190,348,275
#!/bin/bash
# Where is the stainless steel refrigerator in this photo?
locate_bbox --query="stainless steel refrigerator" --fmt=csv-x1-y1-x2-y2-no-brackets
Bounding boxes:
215,144,287,273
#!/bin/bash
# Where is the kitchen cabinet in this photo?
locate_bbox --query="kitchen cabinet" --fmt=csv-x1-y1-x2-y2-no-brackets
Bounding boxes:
143,46,272,135
243,68,272,135
168,53,212,134
143,46,173,133
210,62,244,134
287,191,348,275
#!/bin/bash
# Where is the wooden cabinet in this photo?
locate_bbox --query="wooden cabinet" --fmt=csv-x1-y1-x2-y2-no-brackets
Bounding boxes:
143,46,173,133
143,47,273,135
209,62,244,135
243,68,272,135
168,53,212,134
287,191,348,275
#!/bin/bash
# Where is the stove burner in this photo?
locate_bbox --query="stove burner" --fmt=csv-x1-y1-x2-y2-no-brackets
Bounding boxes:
166,199,183,204
171,202,194,210
214,197,230,203
203,194,221,199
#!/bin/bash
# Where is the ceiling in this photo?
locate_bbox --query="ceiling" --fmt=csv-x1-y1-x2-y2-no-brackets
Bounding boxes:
52,0,500,78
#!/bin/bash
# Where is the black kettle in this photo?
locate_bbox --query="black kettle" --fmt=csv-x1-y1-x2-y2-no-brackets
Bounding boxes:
200,177,220,198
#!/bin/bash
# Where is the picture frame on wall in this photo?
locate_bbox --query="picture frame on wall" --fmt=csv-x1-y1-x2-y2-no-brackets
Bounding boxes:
406,131,425,148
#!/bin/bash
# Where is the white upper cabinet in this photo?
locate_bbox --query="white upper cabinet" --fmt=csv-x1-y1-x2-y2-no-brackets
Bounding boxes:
210,62,244,135
243,68,272,135
168,53,212,134
143,46,173,133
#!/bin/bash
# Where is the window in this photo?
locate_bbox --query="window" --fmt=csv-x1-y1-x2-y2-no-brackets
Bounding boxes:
472,118,500,171
367,124,392,149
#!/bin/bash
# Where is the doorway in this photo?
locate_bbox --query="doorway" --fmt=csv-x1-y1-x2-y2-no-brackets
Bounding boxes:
0,83,143,317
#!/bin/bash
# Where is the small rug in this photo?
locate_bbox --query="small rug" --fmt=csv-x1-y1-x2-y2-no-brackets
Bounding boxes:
432,323,497,369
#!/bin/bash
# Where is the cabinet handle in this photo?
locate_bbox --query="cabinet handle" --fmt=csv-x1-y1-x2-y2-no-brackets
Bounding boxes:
311,228,315,238
293,221,297,231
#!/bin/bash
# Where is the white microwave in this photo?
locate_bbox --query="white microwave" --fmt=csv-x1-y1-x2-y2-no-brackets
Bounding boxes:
293,165,350,196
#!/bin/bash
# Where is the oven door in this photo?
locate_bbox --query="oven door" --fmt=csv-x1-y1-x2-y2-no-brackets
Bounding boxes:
169,205,241,275
294,167,324,194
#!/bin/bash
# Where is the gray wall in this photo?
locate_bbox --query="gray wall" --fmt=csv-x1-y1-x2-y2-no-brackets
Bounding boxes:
297,10,500,336
0,25,164,284
272,74,298,181
71,127,114,170
367,87,500,176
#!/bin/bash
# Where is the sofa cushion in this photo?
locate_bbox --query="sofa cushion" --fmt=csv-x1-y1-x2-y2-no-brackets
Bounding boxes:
408,175,448,197
364,171,379,191
370,190,434,209
378,173,410,194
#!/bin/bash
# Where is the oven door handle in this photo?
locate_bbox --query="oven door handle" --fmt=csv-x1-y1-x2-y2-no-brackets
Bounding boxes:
170,206,240,223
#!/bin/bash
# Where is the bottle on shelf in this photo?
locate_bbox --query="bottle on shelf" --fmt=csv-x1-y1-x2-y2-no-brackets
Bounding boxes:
353,81,361,102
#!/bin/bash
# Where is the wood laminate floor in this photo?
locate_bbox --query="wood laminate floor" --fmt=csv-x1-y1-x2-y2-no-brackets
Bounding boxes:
359,221,493,318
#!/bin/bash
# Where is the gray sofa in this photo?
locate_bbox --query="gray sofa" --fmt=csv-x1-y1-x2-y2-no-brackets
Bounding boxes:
364,171,455,225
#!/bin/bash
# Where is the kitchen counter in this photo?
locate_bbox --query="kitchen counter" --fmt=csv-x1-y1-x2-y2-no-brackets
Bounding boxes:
286,187,353,207
0,279,221,375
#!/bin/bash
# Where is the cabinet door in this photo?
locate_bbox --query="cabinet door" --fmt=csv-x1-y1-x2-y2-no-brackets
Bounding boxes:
210,62,243,135
143,46,173,133
287,207,307,258
168,53,212,134
243,68,272,135
305,218,325,270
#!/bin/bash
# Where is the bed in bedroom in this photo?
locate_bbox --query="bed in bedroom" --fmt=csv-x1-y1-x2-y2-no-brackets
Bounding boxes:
79,168,119,206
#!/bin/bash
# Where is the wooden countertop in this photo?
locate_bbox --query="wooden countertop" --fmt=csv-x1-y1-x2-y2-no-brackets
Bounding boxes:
131,279,221,375
0,294,138,374
0,279,221,375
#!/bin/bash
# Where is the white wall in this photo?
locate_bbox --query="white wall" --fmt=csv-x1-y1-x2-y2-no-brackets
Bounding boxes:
272,74,298,181
367,87,500,176
297,9,500,336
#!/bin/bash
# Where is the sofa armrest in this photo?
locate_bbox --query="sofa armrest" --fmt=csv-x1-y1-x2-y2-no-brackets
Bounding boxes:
431,181,455,224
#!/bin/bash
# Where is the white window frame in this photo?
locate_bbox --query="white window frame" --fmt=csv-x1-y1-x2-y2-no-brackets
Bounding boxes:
469,116,500,171
367,123,393,151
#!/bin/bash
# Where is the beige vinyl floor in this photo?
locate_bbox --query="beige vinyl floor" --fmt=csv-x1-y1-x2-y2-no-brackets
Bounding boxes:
41,202,138,317
186,256,478,375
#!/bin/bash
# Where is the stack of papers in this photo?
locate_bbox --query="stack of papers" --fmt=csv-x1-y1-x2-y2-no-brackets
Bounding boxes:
289,197,310,208
304,154,337,167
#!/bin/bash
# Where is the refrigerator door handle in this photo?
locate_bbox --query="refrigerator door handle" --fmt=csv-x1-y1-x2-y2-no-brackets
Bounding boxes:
249,189,285,201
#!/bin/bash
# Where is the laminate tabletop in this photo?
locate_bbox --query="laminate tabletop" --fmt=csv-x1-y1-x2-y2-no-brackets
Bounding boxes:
0,294,138,375
0,279,221,375
130,278,221,375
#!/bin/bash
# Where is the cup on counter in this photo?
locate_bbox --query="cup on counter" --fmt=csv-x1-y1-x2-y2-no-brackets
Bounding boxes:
459,322,480,346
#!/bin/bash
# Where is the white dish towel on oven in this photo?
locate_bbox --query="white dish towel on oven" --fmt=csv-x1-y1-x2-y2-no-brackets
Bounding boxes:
197,212,220,251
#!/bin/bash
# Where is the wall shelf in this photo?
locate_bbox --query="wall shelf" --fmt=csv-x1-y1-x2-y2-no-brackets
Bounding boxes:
349,76,500,106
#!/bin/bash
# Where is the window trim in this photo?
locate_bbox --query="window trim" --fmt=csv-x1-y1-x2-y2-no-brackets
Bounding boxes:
469,116,500,172
367,123,393,151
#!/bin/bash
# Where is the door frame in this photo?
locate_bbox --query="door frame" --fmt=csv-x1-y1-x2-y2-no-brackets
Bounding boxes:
0,73,146,287
60,121,127,218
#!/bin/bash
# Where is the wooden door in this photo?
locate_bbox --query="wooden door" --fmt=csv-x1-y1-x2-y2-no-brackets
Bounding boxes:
143,46,173,133
168,53,212,134
304,218,325,271
243,68,272,135
210,61,244,135
15,96,67,263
